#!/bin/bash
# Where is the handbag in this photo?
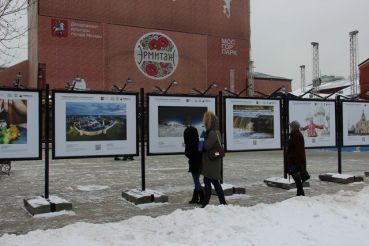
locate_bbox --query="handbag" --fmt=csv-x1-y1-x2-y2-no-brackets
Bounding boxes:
208,131,225,160
299,169,311,182
288,163,310,182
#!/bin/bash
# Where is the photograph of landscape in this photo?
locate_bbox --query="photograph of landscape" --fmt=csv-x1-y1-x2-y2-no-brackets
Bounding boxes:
65,102,127,141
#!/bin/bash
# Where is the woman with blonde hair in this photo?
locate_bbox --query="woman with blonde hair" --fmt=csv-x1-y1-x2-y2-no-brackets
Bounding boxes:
200,111,227,208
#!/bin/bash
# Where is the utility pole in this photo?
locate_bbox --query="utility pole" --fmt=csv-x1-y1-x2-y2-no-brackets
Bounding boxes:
311,42,320,96
247,61,254,96
230,66,235,93
349,30,359,96
300,65,306,93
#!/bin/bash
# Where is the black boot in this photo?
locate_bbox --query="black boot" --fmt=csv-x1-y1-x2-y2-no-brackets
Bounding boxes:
214,184,227,205
201,186,212,208
197,189,204,204
189,189,199,204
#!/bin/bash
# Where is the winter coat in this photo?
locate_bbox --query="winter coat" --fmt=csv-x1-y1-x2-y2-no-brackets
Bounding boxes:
183,126,202,173
200,112,222,180
286,129,306,171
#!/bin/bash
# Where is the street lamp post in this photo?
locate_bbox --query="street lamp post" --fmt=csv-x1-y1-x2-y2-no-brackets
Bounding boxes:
111,77,133,92
224,84,253,97
154,80,178,94
13,72,23,88
191,82,217,95
65,75,81,90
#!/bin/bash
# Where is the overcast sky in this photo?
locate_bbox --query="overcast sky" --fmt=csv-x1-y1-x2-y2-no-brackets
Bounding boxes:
251,0,369,90
6,0,369,91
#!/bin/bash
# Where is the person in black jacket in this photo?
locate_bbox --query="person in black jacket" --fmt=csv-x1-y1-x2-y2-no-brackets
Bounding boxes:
287,120,307,196
183,126,204,204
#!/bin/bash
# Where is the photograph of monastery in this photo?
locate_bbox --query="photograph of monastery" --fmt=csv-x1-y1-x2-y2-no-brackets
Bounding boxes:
65,102,127,141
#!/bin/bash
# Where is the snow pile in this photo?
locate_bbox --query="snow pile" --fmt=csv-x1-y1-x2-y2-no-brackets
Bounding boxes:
2,187,369,245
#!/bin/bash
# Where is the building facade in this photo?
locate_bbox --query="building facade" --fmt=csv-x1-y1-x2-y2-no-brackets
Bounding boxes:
24,0,251,94
359,58,369,99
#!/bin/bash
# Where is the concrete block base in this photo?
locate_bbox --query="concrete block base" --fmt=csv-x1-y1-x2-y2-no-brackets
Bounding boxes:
319,173,364,184
122,189,168,205
211,183,246,196
24,195,72,216
24,196,51,216
49,195,73,212
264,177,310,190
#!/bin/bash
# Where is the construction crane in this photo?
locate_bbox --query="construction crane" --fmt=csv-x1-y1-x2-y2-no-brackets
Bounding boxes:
349,30,359,96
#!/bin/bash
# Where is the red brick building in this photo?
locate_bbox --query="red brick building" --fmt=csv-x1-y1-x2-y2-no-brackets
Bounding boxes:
33,0,251,94
0,0,292,95
359,58,369,99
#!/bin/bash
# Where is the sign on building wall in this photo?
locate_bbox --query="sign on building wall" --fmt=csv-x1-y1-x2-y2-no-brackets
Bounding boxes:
51,19,103,39
221,38,237,56
134,32,179,80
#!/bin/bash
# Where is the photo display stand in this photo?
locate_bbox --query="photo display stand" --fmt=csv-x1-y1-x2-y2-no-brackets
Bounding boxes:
317,97,368,183
286,98,336,184
224,96,282,152
0,88,42,161
52,90,139,159
287,98,337,149
341,100,369,147
23,85,73,216
146,93,217,155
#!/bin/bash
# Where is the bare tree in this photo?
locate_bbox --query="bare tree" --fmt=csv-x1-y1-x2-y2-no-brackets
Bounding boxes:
0,0,36,67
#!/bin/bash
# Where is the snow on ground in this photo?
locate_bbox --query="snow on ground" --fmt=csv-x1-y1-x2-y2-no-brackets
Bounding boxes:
2,187,369,246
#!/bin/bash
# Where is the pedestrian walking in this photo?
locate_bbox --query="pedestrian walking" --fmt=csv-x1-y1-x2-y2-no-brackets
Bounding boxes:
184,126,204,204
287,120,307,196
200,111,227,208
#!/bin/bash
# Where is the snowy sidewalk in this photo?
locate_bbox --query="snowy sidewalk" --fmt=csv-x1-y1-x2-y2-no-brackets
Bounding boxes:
0,149,368,237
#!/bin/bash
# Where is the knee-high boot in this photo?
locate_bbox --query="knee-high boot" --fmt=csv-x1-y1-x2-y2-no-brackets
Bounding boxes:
214,184,227,205
189,189,199,204
197,189,204,204
201,186,212,208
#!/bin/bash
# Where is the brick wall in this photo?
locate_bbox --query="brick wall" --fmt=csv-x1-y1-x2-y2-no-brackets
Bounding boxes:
254,78,292,95
0,61,29,88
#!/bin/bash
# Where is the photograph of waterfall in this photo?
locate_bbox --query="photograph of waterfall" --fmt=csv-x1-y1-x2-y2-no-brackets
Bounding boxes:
224,98,281,151
233,105,274,139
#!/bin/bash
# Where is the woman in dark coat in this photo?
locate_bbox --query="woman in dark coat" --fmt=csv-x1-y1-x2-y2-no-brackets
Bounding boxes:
184,126,204,204
287,120,307,196
200,111,227,208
